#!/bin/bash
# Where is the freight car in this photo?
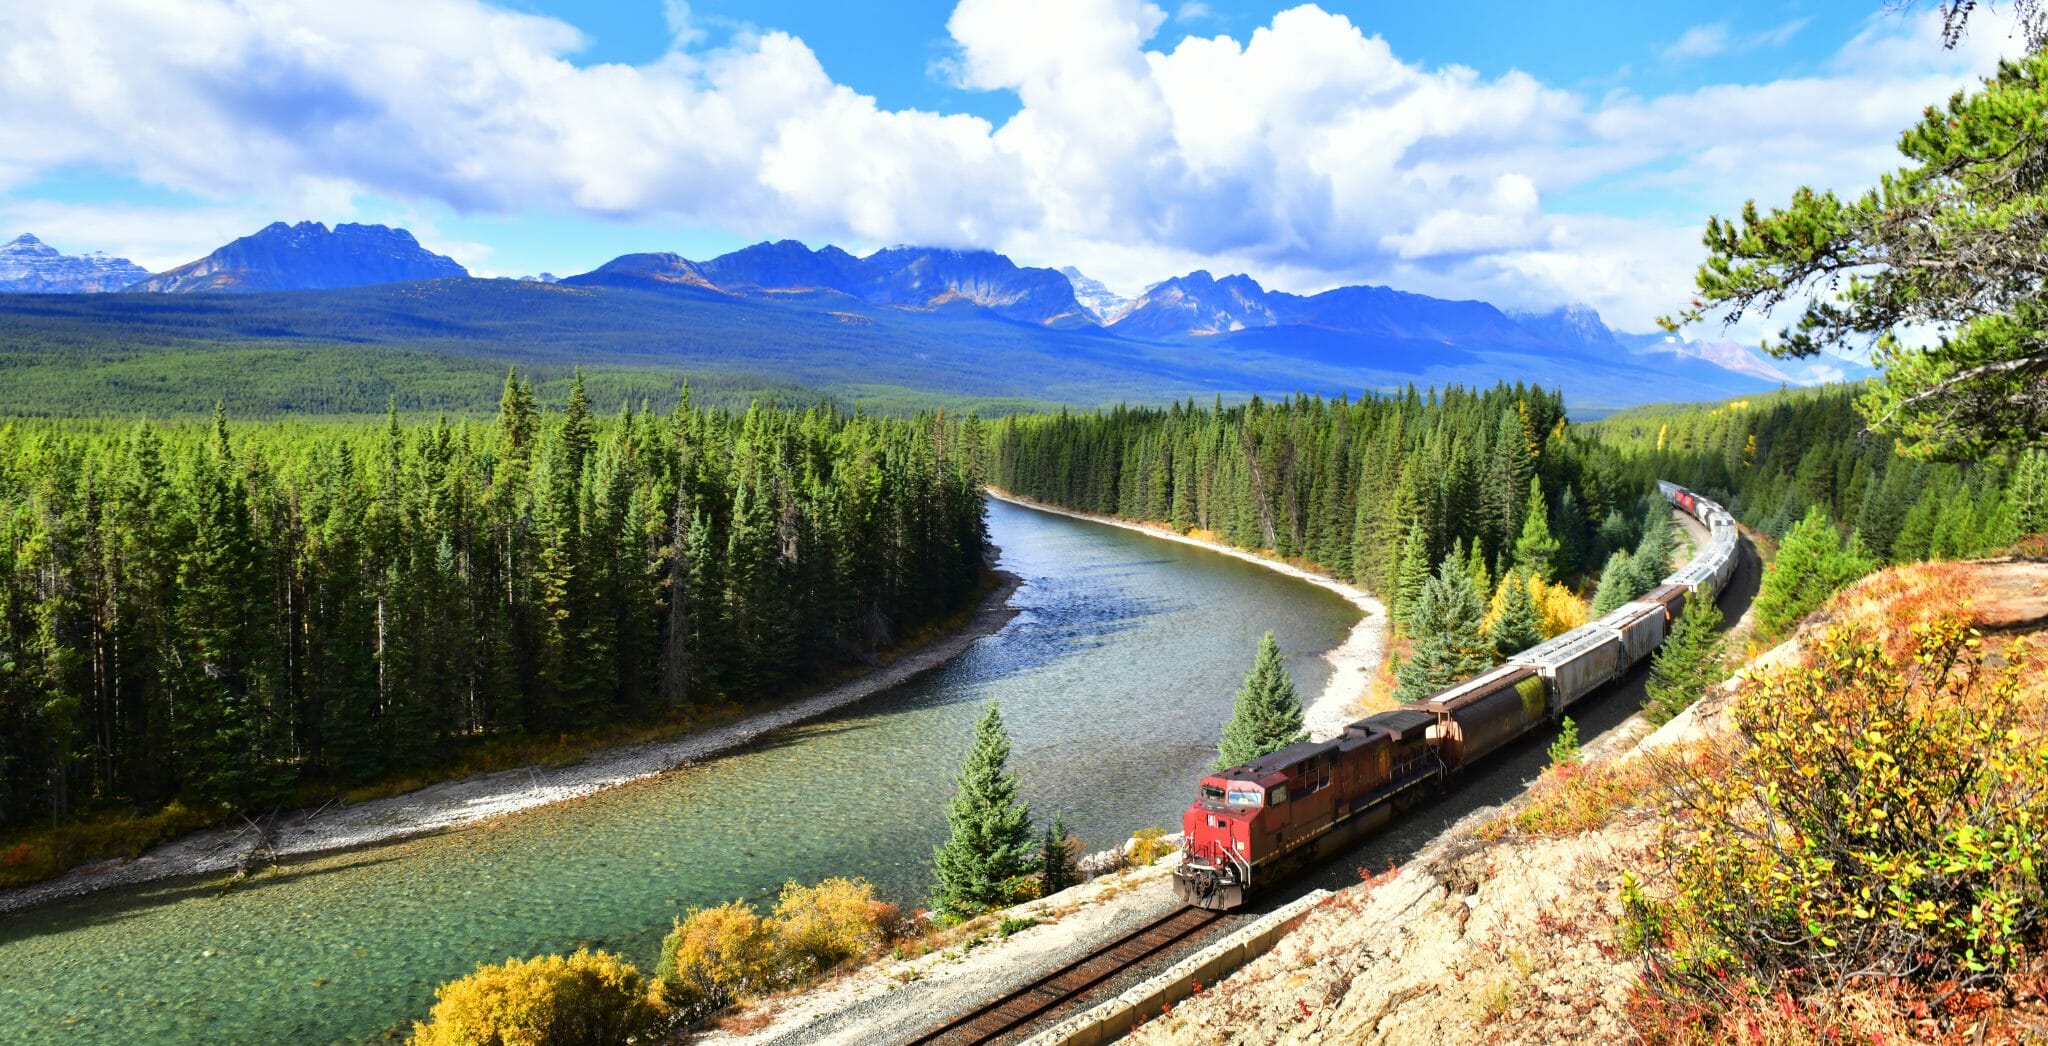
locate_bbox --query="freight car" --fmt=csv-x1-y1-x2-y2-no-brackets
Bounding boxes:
1175,480,1742,909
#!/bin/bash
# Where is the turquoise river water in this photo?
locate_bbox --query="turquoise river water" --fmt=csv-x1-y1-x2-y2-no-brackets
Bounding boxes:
0,497,1358,1043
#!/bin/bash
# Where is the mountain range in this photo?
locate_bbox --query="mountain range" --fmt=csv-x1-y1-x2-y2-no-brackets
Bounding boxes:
126,221,468,292
562,240,1096,326
0,222,1872,412
0,234,150,292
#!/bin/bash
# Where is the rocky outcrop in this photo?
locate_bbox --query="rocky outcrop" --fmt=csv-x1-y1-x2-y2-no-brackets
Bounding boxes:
564,240,1093,326
0,234,149,292
1058,266,1131,321
129,221,467,293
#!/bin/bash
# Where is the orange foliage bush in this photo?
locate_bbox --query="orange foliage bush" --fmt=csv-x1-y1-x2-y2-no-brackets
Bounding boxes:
1481,755,1671,840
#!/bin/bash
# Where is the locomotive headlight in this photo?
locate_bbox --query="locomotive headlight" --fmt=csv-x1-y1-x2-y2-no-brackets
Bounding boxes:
1235,840,1246,852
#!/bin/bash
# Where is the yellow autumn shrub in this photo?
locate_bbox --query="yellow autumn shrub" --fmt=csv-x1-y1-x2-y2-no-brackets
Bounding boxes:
655,899,779,1016
656,878,895,1020
772,878,891,978
1630,619,2048,1011
410,949,660,1046
1127,826,1175,866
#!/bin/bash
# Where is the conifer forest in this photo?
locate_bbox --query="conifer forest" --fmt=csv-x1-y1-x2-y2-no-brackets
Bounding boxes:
0,375,988,830
980,384,2039,631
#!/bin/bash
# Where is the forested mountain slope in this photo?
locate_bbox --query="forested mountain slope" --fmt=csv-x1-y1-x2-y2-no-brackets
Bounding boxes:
0,272,1784,418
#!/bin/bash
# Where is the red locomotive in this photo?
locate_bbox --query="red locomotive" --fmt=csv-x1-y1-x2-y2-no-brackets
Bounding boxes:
1175,480,1739,910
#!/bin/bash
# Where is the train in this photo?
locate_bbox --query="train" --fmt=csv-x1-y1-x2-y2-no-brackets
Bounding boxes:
1173,480,1740,910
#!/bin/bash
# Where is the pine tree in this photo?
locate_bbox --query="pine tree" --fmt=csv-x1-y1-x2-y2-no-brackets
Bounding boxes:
2013,450,2048,535
1752,506,1878,636
1395,553,1497,702
1486,570,1543,658
1644,596,1727,724
1512,477,1562,581
1464,538,1491,601
1039,814,1080,896
1631,501,1678,585
1590,550,1639,616
931,703,1036,919
1391,524,1432,632
1214,631,1308,770
174,419,279,807
1553,486,1586,577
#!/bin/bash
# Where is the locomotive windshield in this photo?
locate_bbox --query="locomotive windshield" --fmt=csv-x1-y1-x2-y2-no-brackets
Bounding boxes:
1225,787,1262,807
1201,784,1224,803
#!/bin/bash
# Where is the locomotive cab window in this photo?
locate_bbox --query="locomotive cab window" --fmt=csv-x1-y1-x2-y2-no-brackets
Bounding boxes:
1268,784,1289,806
1226,788,1262,807
1201,784,1224,803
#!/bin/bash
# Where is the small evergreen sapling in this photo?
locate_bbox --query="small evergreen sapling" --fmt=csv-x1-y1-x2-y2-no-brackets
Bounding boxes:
1039,815,1080,896
1214,631,1309,770
1590,550,1638,616
1547,717,1581,766
930,703,1036,919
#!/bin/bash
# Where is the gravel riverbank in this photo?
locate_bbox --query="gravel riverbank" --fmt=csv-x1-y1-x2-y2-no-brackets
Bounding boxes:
985,489,1390,739
0,572,1024,917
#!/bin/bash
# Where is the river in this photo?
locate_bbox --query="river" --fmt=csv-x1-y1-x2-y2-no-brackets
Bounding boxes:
0,497,1359,1043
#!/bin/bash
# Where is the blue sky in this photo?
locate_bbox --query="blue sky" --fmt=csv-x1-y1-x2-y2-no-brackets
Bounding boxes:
0,1,2020,330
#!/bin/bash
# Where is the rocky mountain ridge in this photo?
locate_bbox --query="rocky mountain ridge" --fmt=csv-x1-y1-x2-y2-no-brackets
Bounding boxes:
128,221,467,293
564,239,1092,326
0,234,149,293
17,219,1867,401
1057,266,1131,321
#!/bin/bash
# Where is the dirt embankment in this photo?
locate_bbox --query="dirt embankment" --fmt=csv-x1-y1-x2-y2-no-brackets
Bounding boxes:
0,572,1025,917
985,488,1391,736
1122,556,2048,1046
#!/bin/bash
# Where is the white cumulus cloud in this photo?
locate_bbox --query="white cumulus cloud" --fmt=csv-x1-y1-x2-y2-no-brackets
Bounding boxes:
0,0,2023,330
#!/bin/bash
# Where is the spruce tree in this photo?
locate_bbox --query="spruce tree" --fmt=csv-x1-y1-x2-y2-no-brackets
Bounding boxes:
1631,502,1679,583
1391,525,1432,631
2013,450,2048,535
1395,553,1497,702
1553,486,1586,576
1214,631,1308,770
1752,506,1878,636
1512,477,1562,581
1486,570,1544,658
931,703,1036,919
1464,538,1491,601
1590,550,1639,616
1039,815,1080,896
1644,596,1727,724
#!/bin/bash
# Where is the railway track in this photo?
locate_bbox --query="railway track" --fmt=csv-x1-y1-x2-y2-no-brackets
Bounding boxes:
906,905,1227,1046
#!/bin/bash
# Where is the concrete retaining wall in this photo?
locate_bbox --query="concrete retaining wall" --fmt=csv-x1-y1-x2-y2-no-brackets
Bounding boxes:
1021,888,1333,1046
